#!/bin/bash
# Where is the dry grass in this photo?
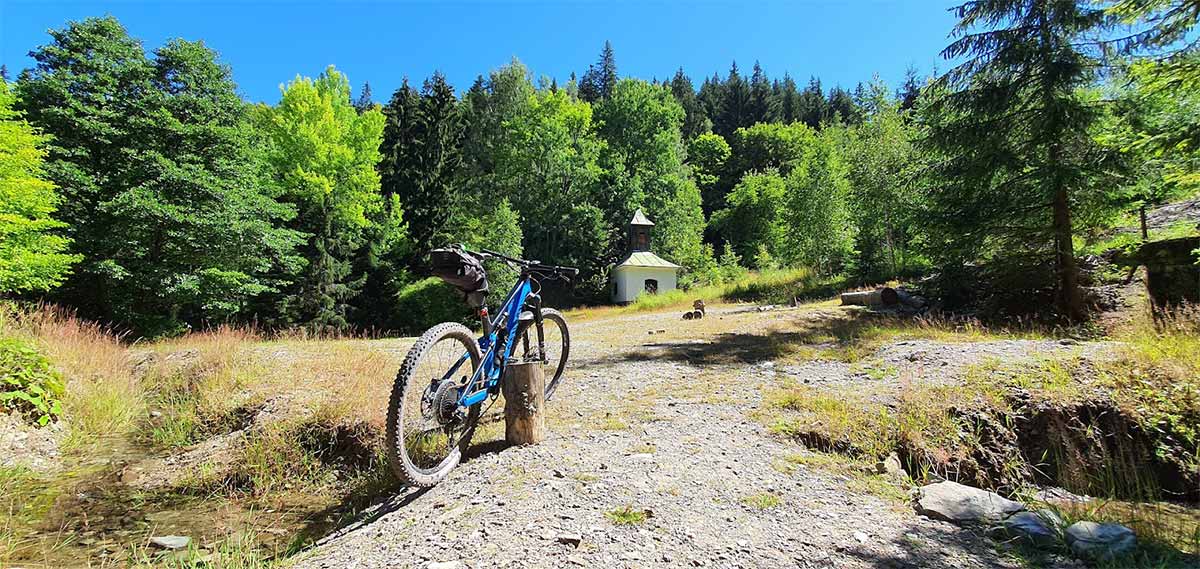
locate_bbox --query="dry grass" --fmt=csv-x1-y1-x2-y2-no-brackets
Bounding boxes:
766,379,980,479
2,304,408,518
775,452,912,505
0,303,143,450
138,331,405,497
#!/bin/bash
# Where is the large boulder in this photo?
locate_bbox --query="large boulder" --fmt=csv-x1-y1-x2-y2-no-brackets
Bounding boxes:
916,481,1025,523
1065,521,1136,561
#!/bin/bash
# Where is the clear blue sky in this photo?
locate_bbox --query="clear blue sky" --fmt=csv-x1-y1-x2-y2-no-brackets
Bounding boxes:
1,0,963,104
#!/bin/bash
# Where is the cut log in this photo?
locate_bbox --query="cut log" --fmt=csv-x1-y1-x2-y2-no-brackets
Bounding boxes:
839,287,899,306
503,361,545,445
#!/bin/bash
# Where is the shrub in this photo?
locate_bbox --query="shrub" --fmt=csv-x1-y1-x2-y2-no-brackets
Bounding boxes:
393,277,473,334
0,337,64,426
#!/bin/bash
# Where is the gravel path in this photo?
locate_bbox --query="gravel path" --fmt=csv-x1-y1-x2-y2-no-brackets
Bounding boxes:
293,305,1069,569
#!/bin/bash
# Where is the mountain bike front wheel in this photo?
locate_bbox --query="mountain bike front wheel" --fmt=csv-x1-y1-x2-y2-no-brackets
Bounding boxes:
385,322,481,487
520,308,570,400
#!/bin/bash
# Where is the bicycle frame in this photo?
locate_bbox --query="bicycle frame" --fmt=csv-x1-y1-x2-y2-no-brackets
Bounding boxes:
449,273,535,408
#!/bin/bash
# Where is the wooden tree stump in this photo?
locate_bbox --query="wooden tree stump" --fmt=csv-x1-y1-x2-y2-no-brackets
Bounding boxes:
503,361,545,445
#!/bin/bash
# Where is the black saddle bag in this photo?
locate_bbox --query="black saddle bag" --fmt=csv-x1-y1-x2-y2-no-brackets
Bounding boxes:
429,248,489,294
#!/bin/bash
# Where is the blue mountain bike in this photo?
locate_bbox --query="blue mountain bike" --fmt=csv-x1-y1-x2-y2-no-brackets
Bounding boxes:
385,246,577,486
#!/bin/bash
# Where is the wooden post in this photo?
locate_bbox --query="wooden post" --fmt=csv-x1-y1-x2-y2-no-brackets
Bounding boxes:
503,361,545,445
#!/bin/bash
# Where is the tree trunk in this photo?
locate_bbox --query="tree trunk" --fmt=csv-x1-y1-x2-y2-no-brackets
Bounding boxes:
503,361,545,445
1037,5,1085,322
1140,205,1148,240
1052,185,1085,321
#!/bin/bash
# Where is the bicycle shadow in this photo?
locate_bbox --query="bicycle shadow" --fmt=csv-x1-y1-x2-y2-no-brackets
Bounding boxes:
288,421,514,552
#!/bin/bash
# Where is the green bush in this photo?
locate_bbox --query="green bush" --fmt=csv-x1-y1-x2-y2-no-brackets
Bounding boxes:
0,337,64,426
394,278,473,334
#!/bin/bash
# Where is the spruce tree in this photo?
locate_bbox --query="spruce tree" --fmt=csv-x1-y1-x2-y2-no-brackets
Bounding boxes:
698,73,724,131
670,68,709,139
579,41,618,102
799,76,826,128
748,61,774,125
378,73,462,258
897,65,922,111
353,81,374,113
826,86,860,125
778,73,800,123
715,62,750,139
924,0,1115,320
598,40,618,98
416,72,463,248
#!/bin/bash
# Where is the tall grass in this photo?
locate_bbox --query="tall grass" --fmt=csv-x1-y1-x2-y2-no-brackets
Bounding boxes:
0,303,143,449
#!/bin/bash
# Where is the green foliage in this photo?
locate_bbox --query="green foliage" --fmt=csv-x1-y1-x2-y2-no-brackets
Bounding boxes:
1101,56,1200,202
15,18,303,335
393,277,471,333
444,198,525,300
730,122,813,176
0,79,79,293
10,8,1200,332
713,171,787,266
687,132,730,214
716,242,747,283
780,129,855,274
257,65,390,333
843,78,923,279
495,75,610,295
0,337,63,426
1110,0,1200,105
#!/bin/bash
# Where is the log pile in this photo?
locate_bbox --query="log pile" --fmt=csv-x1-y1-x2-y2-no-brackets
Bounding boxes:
840,287,927,310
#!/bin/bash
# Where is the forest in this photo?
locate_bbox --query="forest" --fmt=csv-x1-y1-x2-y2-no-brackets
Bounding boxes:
2,0,1198,338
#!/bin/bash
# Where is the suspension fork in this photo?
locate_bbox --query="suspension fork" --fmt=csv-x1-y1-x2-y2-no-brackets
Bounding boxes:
523,292,545,363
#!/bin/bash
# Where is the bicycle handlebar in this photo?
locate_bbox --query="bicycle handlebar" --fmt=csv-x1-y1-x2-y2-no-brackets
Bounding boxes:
467,247,580,278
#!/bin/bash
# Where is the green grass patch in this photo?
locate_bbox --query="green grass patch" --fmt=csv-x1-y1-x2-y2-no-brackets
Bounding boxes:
740,492,781,510
123,529,282,568
605,505,649,525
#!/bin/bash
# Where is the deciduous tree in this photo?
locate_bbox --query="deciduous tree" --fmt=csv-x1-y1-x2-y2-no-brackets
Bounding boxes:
0,80,79,293
257,66,389,332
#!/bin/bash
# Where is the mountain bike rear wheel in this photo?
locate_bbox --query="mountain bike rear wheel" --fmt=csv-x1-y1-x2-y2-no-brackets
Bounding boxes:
386,322,481,487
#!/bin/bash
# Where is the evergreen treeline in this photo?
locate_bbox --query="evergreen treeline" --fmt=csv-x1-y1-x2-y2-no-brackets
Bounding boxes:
2,1,1197,336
